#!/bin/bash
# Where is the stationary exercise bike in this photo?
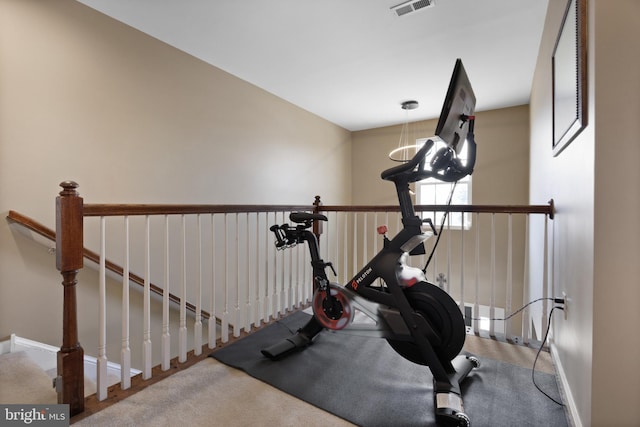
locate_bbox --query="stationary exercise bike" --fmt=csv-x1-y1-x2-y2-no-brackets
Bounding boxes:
263,59,479,426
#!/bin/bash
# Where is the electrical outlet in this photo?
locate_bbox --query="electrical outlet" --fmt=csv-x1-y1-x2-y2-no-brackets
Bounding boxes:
562,291,568,320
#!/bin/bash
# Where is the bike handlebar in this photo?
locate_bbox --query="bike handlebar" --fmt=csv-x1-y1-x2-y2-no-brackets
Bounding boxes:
381,131,477,184
270,224,290,249
380,139,434,182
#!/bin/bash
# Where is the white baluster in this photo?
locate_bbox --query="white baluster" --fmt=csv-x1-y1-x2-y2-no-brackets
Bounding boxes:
446,214,451,293
353,213,358,276
252,213,260,327
246,213,254,330
194,214,203,356
489,213,496,337
459,212,465,320
273,212,281,318
280,211,286,315
222,213,229,342
208,214,217,348
121,216,131,389
162,215,170,370
363,212,368,268
179,215,187,362
343,212,348,283
292,216,299,309
373,212,379,255
286,214,293,312
143,215,152,380
267,212,274,321
506,214,513,340
522,216,530,344
294,231,300,309
97,216,108,400
432,211,438,280
542,214,549,339
324,210,329,269
297,215,304,305
305,233,311,303
300,232,306,306
273,211,279,318
234,213,241,337
258,212,271,323
474,212,480,335
281,211,286,315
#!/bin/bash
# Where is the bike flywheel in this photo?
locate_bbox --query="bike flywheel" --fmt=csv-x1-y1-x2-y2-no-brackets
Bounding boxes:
386,281,466,365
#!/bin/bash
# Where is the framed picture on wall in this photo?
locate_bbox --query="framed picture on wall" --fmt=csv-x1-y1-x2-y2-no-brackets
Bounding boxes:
552,0,587,157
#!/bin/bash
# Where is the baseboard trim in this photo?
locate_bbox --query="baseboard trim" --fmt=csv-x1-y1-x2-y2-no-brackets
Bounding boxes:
9,334,60,352
2,334,141,376
550,341,582,427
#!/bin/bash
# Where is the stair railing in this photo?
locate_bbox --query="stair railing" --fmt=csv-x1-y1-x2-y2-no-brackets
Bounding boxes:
54,181,315,416
49,181,554,417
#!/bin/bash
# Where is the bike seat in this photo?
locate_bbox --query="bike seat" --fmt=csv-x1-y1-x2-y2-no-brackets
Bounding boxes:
290,212,328,223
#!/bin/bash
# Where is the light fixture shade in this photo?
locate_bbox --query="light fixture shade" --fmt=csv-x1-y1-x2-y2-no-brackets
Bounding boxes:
401,100,419,110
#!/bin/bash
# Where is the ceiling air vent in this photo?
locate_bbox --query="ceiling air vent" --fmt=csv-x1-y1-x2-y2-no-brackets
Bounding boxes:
390,0,435,17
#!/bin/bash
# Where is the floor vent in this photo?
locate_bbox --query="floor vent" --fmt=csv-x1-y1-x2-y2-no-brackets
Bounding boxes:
390,0,435,17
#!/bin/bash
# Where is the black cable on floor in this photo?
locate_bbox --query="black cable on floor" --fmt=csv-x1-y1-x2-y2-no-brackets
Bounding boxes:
468,297,566,405
532,306,565,406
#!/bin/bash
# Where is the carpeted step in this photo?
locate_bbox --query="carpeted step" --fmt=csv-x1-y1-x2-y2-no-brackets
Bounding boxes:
0,351,57,404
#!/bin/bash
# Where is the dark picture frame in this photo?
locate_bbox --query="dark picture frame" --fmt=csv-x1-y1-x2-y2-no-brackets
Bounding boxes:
552,0,587,157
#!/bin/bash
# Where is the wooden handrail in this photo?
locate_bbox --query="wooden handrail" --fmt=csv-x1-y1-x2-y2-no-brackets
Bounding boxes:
7,210,56,240
80,200,555,218
82,204,314,217
6,210,211,320
316,202,555,219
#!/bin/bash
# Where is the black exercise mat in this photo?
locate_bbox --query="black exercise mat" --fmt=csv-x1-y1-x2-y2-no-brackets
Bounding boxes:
210,311,567,427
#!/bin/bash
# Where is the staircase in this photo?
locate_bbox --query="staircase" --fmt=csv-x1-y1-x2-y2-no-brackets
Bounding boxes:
0,335,138,404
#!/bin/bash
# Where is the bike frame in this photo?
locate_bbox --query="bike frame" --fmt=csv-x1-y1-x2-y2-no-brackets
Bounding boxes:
264,128,479,426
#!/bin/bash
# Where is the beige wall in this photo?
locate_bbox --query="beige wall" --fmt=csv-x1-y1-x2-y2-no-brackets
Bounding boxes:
530,1,640,426
529,2,594,425
0,0,351,358
591,1,640,425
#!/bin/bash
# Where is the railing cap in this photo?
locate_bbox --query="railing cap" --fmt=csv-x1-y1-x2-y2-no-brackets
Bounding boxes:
59,181,79,196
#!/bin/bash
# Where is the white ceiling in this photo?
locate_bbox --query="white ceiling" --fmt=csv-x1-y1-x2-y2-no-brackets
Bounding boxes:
76,0,549,131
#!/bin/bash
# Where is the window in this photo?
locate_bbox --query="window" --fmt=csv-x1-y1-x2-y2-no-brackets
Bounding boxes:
415,138,472,230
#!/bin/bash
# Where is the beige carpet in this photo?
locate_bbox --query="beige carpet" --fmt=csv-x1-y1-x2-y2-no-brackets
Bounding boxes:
74,357,354,427
0,351,57,404
463,334,554,374
72,335,553,426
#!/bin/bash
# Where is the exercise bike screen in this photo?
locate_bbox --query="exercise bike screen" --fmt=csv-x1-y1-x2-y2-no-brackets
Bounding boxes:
435,59,476,154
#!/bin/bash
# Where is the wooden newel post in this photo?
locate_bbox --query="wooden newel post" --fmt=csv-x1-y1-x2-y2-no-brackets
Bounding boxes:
312,195,323,244
55,181,85,416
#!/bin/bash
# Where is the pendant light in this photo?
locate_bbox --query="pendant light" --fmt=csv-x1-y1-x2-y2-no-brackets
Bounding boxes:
389,100,421,162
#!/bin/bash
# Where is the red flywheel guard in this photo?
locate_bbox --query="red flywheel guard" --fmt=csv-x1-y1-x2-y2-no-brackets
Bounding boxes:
312,285,354,330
